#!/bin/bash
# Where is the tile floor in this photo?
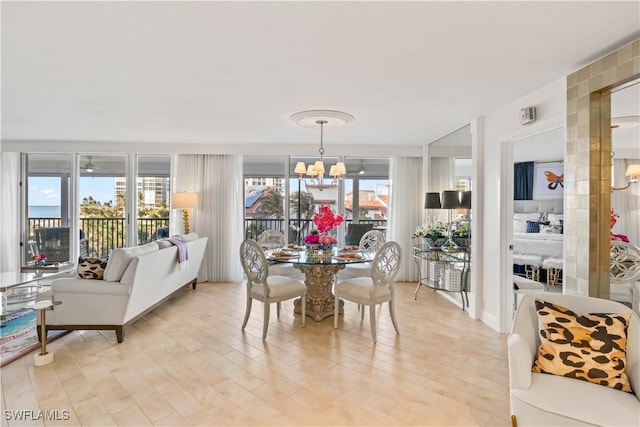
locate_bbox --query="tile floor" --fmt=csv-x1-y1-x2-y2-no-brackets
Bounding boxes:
1,281,511,426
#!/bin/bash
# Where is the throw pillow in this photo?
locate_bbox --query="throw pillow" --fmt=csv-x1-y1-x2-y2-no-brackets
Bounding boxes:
532,299,632,392
174,232,199,242
526,221,550,233
77,257,108,280
513,219,527,233
156,239,173,249
540,224,563,234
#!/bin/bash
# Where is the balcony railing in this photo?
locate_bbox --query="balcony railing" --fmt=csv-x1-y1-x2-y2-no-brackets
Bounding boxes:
28,217,169,259
28,217,388,259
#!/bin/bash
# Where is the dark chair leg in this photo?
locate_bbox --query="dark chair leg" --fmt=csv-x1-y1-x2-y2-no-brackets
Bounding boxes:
192,278,197,289
116,326,124,343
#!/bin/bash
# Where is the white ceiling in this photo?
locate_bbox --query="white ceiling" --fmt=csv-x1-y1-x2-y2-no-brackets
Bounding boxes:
2,1,639,148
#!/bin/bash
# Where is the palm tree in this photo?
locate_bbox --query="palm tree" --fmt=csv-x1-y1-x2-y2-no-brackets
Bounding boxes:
290,191,315,242
257,190,284,218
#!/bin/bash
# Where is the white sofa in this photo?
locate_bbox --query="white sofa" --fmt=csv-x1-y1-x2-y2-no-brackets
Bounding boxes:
509,292,639,426
36,235,207,343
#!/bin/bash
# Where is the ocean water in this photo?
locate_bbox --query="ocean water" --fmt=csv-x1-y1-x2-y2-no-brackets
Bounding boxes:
28,205,61,218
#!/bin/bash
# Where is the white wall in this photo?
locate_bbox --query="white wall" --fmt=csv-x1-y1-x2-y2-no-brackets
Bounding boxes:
479,77,566,332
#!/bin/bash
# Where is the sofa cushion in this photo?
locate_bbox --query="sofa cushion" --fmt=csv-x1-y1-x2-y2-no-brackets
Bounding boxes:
156,239,173,249
512,372,640,426
77,256,108,280
174,232,199,242
103,242,159,282
532,299,632,392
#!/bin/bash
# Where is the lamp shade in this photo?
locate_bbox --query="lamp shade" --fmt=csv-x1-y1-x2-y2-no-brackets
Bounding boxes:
313,160,325,174
441,190,465,209
460,191,472,209
172,192,199,209
294,161,307,175
424,192,441,209
625,164,640,178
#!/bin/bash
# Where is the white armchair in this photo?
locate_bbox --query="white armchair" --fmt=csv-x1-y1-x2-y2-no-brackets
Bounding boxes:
508,292,639,426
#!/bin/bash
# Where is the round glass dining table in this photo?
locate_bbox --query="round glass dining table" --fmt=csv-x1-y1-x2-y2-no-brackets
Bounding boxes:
268,248,373,321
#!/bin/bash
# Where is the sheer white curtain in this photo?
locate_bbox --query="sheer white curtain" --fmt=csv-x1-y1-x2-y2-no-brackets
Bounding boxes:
429,156,455,223
612,158,640,245
388,156,423,281
174,154,244,283
1,152,21,272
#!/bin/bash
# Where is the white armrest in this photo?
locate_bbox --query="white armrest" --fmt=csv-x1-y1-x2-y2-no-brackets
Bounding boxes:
508,333,534,390
52,278,130,296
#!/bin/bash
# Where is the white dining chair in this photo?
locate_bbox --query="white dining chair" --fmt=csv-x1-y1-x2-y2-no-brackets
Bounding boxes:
240,239,306,339
610,241,640,315
340,229,385,280
257,229,304,280
334,241,401,342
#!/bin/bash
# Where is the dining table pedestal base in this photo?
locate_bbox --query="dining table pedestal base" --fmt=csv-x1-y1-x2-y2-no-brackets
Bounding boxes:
294,264,345,321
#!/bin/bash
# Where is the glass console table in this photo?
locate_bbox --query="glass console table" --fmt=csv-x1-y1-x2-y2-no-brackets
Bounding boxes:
1,267,75,327
413,244,471,310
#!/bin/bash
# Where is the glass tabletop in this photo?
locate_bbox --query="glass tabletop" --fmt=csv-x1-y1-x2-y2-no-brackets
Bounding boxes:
267,248,373,265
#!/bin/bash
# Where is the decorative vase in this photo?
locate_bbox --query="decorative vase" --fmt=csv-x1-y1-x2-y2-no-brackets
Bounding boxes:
306,244,333,262
453,237,471,249
424,236,446,250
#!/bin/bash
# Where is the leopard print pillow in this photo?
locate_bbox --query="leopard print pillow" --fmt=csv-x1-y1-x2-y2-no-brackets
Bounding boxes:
532,299,632,392
77,257,108,280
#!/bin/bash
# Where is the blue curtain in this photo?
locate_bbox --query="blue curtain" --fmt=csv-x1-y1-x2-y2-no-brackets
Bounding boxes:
514,162,534,200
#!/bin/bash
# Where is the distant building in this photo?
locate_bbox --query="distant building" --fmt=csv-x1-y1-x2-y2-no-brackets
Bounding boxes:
115,177,169,208
345,190,388,220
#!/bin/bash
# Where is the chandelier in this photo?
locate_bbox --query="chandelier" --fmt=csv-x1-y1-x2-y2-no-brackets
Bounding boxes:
290,110,354,191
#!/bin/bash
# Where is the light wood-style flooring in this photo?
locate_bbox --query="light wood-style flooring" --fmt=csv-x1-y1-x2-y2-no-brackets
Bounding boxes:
1,281,510,426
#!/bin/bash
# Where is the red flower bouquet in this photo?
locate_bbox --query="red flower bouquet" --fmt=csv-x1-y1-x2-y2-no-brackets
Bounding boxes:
313,205,344,233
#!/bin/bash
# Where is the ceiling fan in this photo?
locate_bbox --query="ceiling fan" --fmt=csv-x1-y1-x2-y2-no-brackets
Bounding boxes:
81,156,103,172
347,160,366,175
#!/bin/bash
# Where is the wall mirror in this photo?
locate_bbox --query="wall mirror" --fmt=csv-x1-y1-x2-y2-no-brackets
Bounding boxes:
611,79,640,246
425,125,472,309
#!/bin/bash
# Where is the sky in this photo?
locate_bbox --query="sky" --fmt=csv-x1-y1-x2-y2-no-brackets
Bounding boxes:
29,176,116,206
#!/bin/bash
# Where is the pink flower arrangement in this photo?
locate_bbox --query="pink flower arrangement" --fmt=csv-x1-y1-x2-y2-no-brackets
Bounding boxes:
610,208,629,242
312,205,344,234
304,231,320,244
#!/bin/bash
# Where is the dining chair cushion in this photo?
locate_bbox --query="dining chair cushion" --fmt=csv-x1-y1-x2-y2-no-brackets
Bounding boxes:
249,276,306,299
335,277,392,304
531,299,632,392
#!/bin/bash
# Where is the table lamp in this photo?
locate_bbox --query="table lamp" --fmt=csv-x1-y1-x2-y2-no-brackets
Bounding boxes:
172,192,199,234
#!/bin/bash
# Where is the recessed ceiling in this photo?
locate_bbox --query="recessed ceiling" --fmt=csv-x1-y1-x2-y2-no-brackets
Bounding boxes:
2,1,639,147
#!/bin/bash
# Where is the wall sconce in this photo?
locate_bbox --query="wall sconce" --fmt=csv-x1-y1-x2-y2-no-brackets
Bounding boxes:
172,192,200,234
612,164,640,191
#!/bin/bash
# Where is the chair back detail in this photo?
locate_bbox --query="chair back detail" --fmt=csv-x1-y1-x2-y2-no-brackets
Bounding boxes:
257,229,285,248
240,239,268,285
372,241,401,287
610,241,640,284
360,230,385,254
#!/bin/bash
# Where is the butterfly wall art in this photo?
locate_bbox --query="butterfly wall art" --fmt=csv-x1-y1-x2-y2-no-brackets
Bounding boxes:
533,162,564,198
